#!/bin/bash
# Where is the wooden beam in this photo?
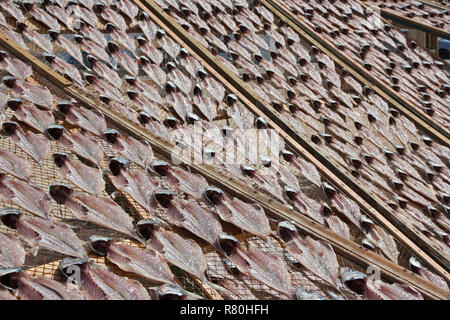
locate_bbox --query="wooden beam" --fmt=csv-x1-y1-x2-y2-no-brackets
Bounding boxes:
139,0,450,279
1,7,449,300
267,0,450,144
379,8,450,40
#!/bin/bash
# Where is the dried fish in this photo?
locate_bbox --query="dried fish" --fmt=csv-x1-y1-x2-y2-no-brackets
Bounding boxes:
0,232,26,268
0,208,87,258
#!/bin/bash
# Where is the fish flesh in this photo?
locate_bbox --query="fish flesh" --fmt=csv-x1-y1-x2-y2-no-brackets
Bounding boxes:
46,124,104,167
101,7,127,32
323,183,362,230
117,0,139,20
362,217,400,263
0,174,50,219
53,152,105,196
163,165,209,200
0,51,32,80
0,232,26,268
49,184,136,239
166,198,223,245
57,101,106,137
87,55,122,89
17,273,85,300
59,259,150,300
205,187,270,238
278,222,340,289
104,129,154,169
192,85,217,121
7,98,54,133
0,208,87,259
107,42,139,77
109,157,159,212
140,227,208,282
364,278,423,300
89,237,176,285
0,149,31,181
43,54,84,88
0,289,16,300
216,234,294,296
3,77,53,109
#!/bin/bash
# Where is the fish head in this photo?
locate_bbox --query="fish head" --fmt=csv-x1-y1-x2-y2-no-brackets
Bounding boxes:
255,117,268,129
322,182,337,198
216,233,240,256
322,203,332,216
192,85,202,96
151,159,169,176
73,34,84,44
93,2,105,13
136,36,148,46
163,116,179,129
45,124,65,140
409,256,423,274
56,100,74,114
88,236,112,256
222,125,233,138
277,221,298,243
0,51,9,62
49,183,74,204
339,267,367,294
2,76,17,88
107,41,119,54
0,268,21,290
52,152,70,168
0,208,21,230
43,53,56,64
86,54,98,66
15,21,27,33
104,23,116,33
155,29,166,40
361,238,375,251
103,128,121,144
296,288,328,300
138,112,158,125
186,112,200,124
126,89,138,101
281,149,294,162
197,69,208,80
2,121,19,136
138,11,150,21
84,73,97,84
164,81,176,94
136,219,158,241
6,98,23,111
154,189,175,208
361,215,374,230
204,187,224,206
59,258,88,282
156,284,187,300
284,186,298,201
240,164,256,177
109,157,129,176
225,94,238,106
138,55,150,66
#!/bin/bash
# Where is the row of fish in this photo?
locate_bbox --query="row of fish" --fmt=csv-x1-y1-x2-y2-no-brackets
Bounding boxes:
0,1,445,298
283,0,450,127
154,0,450,260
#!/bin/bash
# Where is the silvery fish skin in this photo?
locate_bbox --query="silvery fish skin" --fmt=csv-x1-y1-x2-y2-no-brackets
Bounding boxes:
0,232,26,268
278,221,340,289
0,209,87,259
0,149,31,181
17,273,85,300
60,259,150,300
0,174,51,219
216,234,294,297
89,237,176,285
49,184,137,239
